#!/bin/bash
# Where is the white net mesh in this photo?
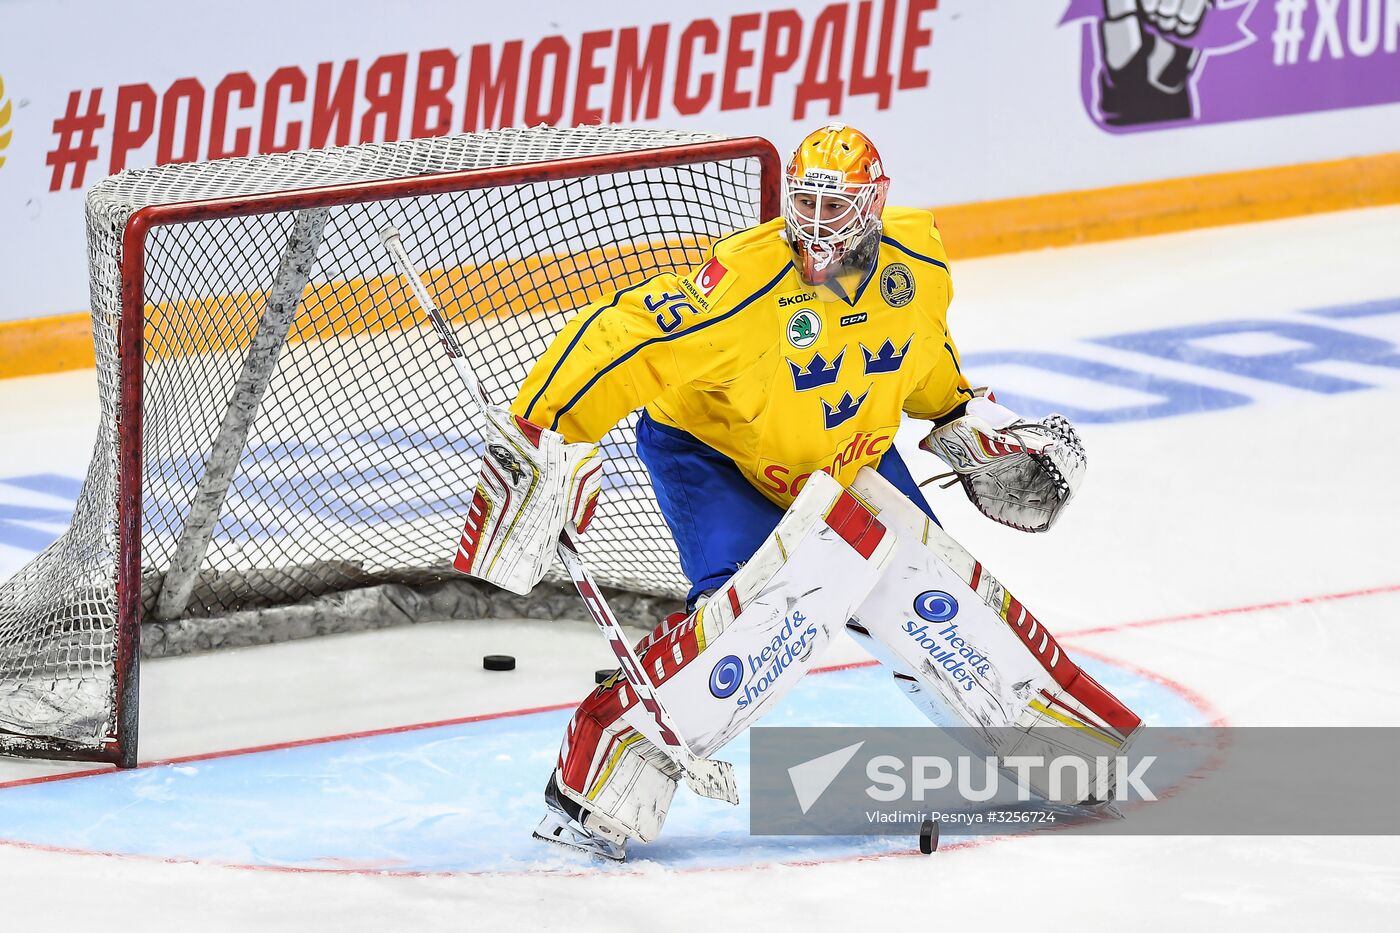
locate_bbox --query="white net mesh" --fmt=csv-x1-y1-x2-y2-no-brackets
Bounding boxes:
0,126,772,762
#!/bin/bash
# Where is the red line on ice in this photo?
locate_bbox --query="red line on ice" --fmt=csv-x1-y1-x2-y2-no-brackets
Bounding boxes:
1062,581,1400,638
0,700,579,791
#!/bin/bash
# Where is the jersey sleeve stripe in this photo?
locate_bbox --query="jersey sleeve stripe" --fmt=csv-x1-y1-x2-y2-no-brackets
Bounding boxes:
548,263,794,431
880,235,950,273
943,341,974,398
522,278,654,421
709,227,749,255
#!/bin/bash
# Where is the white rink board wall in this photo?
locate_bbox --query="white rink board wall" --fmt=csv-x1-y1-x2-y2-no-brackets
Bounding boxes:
2,0,1399,321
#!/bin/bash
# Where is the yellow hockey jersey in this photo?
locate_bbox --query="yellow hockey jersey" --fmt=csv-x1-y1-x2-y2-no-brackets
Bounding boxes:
511,207,972,509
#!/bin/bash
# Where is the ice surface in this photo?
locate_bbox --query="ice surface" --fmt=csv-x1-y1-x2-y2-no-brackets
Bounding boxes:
0,658,1209,874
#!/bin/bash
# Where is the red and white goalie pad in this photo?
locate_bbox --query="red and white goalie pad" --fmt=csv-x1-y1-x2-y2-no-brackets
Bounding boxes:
848,468,1142,805
642,470,895,757
555,472,895,841
453,406,601,594
920,389,1086,533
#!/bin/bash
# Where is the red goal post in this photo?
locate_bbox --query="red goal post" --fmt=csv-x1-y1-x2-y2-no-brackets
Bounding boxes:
0,127,782,768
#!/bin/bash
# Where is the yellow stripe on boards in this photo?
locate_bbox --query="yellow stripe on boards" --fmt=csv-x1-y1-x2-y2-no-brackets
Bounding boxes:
935,151,1400,259
0,313,95,377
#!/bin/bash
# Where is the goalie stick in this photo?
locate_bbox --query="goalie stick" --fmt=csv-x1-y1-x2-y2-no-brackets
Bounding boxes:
378,226,739,805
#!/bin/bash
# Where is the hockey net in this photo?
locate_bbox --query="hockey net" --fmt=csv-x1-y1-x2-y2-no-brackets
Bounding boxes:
0,126,780,765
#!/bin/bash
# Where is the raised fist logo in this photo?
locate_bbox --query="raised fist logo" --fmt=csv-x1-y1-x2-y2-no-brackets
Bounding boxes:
1066,0,1378,134
1100,0,1211,125
1136,0,1211,35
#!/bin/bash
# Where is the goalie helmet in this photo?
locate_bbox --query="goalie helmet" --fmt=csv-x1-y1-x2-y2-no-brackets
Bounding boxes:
783,124,890,284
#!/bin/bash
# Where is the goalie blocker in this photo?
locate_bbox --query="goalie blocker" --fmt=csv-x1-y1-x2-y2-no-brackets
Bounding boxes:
454,405,602,594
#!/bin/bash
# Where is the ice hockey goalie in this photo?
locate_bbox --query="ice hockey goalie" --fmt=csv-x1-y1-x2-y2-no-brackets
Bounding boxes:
455,123,1139,860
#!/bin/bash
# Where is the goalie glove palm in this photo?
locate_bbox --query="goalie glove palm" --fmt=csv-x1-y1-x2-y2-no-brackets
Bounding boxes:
920,392,1086,533
454,406,602,594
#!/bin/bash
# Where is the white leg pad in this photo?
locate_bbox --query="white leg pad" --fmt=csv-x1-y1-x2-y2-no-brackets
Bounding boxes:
624,470,897,758
849,467,1143,803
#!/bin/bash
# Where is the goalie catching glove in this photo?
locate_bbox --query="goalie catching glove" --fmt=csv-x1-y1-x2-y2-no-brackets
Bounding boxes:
453,406,603,594
920,388,1086,533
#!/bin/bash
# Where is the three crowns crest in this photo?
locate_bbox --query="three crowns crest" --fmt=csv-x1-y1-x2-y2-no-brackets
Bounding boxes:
788,349,844,391
861,338,911,375
791,338,911,429
822,388,869,430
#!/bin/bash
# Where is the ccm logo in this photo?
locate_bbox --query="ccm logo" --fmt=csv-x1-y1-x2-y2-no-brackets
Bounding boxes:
759,432,891,497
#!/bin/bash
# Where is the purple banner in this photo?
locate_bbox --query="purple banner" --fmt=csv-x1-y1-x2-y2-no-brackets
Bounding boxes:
1061,0,1400,132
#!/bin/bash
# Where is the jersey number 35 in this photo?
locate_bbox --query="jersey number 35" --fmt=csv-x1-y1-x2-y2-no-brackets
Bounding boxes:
645,291,700,333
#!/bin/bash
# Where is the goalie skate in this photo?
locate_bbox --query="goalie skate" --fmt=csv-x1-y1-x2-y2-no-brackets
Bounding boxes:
532,774,629,861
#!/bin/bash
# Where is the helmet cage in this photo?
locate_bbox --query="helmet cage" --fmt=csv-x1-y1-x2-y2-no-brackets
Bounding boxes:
783,172,888,278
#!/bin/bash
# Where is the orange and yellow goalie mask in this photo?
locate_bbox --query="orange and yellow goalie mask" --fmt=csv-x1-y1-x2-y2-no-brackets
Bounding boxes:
782,123,890,286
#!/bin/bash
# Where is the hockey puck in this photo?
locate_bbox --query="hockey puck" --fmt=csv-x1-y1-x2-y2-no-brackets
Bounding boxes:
595,669,616,684
919,818,939,854
483,654,516,671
